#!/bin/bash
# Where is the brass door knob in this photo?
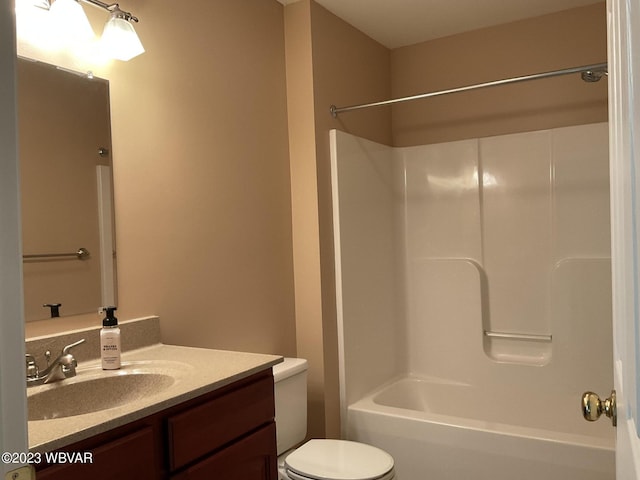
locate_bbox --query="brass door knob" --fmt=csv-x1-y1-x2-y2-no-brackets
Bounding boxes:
582,390,616,427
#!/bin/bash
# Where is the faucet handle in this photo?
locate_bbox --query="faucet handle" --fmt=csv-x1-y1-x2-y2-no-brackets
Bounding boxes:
59,354,78,374
62,338,86,355
59,339,85,376
25,354,38,378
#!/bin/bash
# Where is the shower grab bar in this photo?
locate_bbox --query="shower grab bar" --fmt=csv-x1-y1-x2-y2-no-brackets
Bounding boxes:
23,247,90,261
484,331,552,342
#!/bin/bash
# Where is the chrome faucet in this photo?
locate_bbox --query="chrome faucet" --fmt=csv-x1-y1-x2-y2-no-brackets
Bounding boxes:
26,339,86,386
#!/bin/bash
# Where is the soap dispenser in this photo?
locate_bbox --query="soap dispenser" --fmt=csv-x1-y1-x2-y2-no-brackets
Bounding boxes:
100,306,121,370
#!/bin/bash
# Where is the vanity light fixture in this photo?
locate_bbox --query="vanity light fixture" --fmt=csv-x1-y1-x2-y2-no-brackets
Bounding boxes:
34,0,144,61
99,5,145,61
49,0,95,46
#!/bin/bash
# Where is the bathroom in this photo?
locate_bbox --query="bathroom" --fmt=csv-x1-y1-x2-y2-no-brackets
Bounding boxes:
0,0,636,478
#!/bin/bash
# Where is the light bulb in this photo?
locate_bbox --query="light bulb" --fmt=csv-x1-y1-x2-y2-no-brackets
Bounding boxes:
49,0,95,49
15,0,53,49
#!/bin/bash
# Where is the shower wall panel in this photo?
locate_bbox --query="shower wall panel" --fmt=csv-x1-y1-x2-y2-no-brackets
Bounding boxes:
332,122,611,404
330,131,405,409
403,122,610,376
402,139,482,260
480,131,553,339
552,124,610,259
401,139,483,379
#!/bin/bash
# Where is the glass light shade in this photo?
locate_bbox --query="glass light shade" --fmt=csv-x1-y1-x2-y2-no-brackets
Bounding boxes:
15,0,53,48
49,0,95,47
14,0,50,11
101,16,145,61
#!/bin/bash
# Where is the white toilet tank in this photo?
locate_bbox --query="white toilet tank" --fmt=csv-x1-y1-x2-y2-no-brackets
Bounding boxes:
273,358,308,455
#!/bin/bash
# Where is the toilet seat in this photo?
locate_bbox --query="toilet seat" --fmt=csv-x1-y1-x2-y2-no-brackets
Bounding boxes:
284,439,395,480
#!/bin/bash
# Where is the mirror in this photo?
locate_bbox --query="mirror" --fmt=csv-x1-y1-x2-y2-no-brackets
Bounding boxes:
17,58,117,322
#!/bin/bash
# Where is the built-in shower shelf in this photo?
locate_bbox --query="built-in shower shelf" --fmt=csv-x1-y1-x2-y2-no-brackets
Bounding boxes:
483,330,552,366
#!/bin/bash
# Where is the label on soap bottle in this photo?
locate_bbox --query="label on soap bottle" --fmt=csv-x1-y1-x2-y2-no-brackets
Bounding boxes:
100,326,121,370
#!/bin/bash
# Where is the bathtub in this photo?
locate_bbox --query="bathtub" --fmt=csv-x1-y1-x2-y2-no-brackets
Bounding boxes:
346,376,614,480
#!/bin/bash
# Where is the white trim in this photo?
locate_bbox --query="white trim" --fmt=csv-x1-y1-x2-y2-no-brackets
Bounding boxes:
607,0,640,476
329,129,348,438
0,0,30,474
96,165,115,307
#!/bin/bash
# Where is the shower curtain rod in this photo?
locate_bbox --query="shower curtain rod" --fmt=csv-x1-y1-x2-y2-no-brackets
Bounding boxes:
329,62,608,118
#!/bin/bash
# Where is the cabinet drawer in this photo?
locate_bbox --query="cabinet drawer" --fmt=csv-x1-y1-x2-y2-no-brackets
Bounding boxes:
171,423,277,480
168,372,274,471
36,427,158,480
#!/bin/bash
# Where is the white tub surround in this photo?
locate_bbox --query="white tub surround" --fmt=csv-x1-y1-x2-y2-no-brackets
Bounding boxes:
331,123,613,478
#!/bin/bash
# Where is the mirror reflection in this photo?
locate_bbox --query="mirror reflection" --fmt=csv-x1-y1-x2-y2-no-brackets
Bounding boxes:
17,58,117,322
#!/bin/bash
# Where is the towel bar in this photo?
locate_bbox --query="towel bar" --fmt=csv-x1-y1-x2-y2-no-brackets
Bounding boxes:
23,247,90,260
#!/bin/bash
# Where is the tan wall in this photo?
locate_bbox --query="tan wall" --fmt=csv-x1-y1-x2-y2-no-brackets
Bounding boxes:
285,0,391,438
284,0,327,440
310,1,391,438
104,0,297,356
391,3,608,146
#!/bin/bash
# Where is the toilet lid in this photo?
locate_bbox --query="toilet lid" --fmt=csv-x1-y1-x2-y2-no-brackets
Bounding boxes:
285,439,394,480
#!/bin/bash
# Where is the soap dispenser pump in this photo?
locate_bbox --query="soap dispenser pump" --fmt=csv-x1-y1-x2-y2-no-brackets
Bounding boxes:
100,306,121,370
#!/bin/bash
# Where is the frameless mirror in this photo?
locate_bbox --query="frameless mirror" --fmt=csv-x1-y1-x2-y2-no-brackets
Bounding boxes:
17,57,117,322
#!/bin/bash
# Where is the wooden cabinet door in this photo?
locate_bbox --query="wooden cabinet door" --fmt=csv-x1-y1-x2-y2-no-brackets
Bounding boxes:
36,427,160,480
167,373,274,471
172,423,277,480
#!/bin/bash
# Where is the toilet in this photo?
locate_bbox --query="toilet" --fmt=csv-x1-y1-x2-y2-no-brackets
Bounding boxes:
273,358,395,480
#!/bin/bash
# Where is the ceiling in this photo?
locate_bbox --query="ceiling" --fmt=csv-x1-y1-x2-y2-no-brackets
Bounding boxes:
277,0,603,48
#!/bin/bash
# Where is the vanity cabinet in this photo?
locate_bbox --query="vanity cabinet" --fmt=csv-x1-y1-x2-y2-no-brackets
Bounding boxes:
170,424,276,480
35,426,160,480
35,369,277,480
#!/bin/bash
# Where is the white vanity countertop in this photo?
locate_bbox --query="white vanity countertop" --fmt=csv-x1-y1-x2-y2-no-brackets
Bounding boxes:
28,343,282,453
